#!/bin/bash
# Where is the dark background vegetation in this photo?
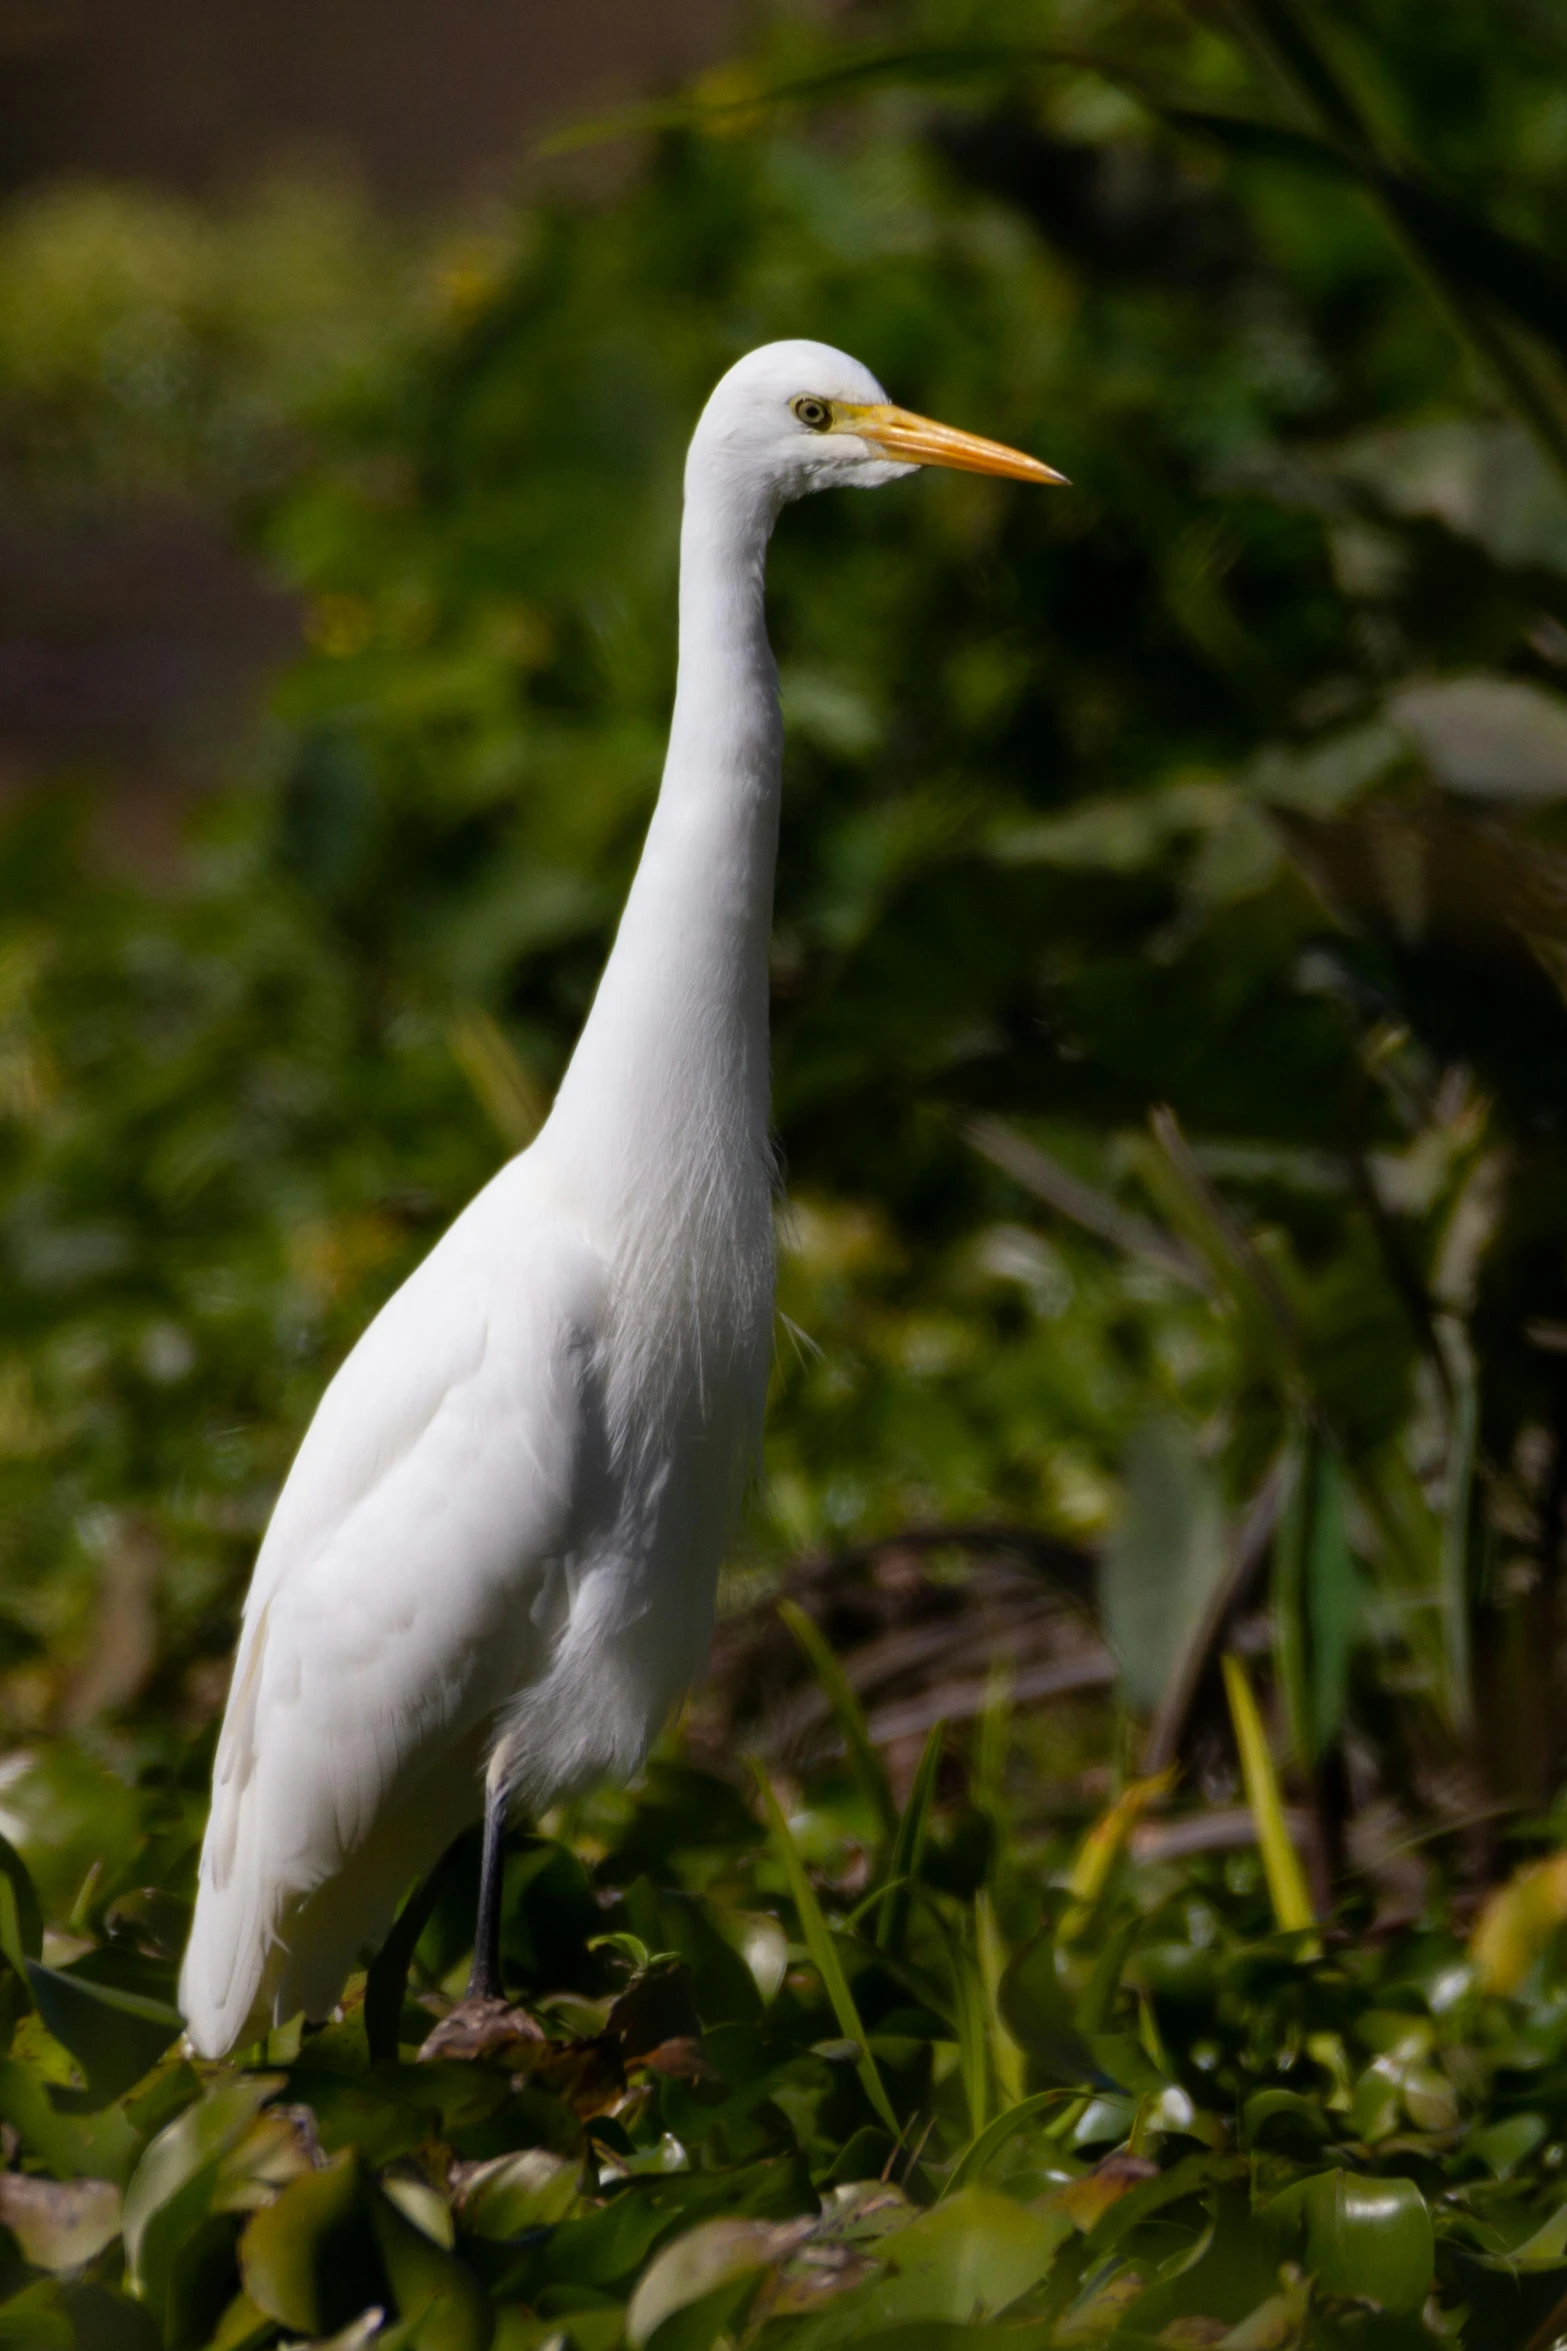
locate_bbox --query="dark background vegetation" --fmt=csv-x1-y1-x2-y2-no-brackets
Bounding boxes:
5,1,1567,2342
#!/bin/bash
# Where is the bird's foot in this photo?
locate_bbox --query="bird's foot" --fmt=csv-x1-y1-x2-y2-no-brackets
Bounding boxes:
417,1993,546,2064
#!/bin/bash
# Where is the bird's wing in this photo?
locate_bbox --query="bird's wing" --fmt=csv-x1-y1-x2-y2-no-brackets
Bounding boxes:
181,1176,610,2054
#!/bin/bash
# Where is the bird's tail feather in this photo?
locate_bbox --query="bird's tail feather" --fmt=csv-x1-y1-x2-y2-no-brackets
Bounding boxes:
179,1799,281,2060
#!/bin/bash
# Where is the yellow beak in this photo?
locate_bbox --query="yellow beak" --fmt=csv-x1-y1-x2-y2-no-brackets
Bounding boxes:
840,401,1067,486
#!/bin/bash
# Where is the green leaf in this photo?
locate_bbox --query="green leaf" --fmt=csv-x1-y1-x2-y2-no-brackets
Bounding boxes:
1275,1435,1362,1763
0,2055,142,2185
626,2216,802,2348
799,2332,1054,2351
0,1875,30,1993
123,2075,283,2308
370,2176,492,2351
1306,2169,1434,2309
789,2190,1070,2349
751,1766,898,2135
1267,2168,1434,2312
1471,2113,1547,2179
1100,1417,1229,1715
1222,1653,1316,1945
778,1598,897,1842
1134,1110,1299,1393
24,1960,182,2108
876,1723,943,1963
239,2148,363,2334
0,2282,73,2348
0,1834,42,1964
1272,1434,1311,1768
997,1936,1097,2086
1438,1349,1478,1733
942,2092,1071,2199
461,2148,581,2241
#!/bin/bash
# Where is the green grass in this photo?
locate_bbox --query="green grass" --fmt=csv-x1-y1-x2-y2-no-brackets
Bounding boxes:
3,1685,1567,2347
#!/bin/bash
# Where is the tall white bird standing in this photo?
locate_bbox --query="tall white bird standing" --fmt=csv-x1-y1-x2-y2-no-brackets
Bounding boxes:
179,340,1062,2059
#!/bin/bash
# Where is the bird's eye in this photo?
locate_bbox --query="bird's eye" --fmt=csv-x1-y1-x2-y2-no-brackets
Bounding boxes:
791,396,833,432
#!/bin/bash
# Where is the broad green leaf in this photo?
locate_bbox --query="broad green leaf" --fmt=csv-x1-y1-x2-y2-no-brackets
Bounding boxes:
1267,2168,1434,2312
0,2282,72,2348
204,2293,285,2351
788,2189,1069,2349
0,2055,142,2184
626,2215,807,2347
1068,2150,1244,2249
1100,1416,1227,1714
461,2147,581,2241
123,2075,284,2304
942,2092,1072,2199
239,2149,363,2334
1304,2169,1434,2310
1501,2200,1567,2270
800,2330,1055,2351
1471,2113,1547,2178
997,1936,1097,2086
24,1959,182,2108
370,2177,492,2351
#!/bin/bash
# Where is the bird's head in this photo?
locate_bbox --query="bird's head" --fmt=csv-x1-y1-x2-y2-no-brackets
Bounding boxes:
690,338,1066,508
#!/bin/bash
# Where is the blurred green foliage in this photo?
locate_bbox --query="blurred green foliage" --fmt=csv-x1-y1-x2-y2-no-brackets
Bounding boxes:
4,0,1567,2337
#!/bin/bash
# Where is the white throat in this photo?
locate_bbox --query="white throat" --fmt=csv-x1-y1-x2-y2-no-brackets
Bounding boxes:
541,451,784,1257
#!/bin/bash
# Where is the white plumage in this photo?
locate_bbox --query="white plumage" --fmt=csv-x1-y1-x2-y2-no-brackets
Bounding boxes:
180,341,1059,2058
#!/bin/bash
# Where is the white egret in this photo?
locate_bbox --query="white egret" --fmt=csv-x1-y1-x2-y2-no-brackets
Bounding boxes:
179,340,1061,2058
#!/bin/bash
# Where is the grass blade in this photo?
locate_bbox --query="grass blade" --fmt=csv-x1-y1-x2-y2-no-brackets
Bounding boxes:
964,1115,1206,1290
913,1895,990,2140
1439,1352,1478,1736
1138,1107,1299,1392
751,1765,898,2135
942,2091,1069,2199
1222,1653,1318,1950
778,1597,897,1842
1272,1430,1312,1770
877,1722,944,1960
1062,1769,1175,1937
976,1889,1027,2110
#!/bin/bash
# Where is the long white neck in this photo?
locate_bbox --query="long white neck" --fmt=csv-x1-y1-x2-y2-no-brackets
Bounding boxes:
542,458,783,1244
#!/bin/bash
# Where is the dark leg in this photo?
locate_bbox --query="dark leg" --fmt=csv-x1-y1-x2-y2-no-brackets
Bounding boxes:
466,1775,508,2004
417,1768,543,2061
